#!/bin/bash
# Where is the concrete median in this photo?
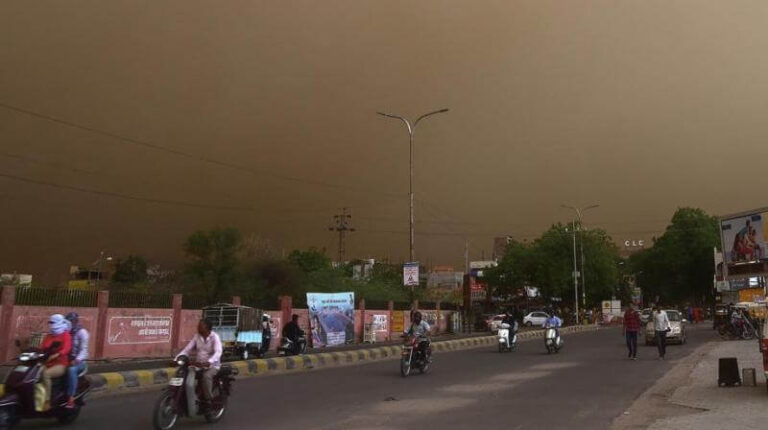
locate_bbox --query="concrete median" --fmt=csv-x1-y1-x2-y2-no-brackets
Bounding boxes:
0,324,599,397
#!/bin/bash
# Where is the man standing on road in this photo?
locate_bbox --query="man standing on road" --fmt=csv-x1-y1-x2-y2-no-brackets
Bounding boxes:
623,305,641,360
652,305,671,360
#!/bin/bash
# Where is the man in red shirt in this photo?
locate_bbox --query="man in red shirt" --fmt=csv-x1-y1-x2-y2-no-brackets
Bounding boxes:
623,304,641,360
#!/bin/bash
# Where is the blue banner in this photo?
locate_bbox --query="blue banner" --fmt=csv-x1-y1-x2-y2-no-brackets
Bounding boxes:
307,292,355,347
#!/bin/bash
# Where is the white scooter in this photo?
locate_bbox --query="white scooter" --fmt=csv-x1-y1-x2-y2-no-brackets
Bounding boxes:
544,327,563,354
497,323,518,353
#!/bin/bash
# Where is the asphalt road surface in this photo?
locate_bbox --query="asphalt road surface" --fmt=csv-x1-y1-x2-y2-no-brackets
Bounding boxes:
17,324,716,430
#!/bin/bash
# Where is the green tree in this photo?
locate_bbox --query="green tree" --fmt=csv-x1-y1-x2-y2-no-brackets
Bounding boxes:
184,227,243,303
112,255,148,285
287,247,332,273
630,207,719,306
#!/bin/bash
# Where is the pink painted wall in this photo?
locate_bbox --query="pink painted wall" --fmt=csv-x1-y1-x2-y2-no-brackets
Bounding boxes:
10,306,99,358
364,310,391,342
179,310,202,346
103,308,174,358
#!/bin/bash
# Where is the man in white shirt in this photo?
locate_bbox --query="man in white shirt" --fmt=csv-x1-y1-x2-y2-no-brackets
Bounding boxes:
652,305,671,360
176,319,223,401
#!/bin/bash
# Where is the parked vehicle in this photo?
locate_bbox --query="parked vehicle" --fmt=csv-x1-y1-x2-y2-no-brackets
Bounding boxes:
152,355,237,430
523,312,549,327
497,323,517,353
544,328,562,354
277,335,307,356
718,314,756,340
0,341,90,430
644,310,687,345
203,304,263,361
400,335,431,377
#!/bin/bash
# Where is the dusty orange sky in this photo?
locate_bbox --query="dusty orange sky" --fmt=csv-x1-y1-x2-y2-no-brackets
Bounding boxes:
2,1,768,284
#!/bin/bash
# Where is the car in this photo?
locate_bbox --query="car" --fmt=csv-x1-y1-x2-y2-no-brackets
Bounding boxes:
640,308,652,324
485,314,506,332
523,311,550,327
645,309,687,345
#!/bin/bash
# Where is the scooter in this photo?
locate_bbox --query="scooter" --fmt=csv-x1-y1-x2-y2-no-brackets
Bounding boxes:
497,323,518,353
0,342,90,430
400,335,431,377
152,355,237,430
277,335,307,356
544,327,563,354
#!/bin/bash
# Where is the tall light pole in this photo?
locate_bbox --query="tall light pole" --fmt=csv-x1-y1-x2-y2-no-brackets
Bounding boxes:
561,204,599,323
377,108,449,263
95,251,113,289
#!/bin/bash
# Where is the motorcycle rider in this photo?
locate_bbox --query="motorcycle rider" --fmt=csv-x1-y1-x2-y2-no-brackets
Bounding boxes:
282,314,306,354
501,312,518,332
175,319,222,405
405,311,431,361
64,312,89,409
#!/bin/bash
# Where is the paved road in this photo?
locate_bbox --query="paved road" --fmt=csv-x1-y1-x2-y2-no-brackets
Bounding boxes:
17,324,716,429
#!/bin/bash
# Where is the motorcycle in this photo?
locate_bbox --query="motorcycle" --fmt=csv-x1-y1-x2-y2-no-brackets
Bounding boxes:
497,323,518,353
0,341,90,430
719,318,756,340
152,355,237,430
400,335,431,377
544,327,563,354
277,335,307,356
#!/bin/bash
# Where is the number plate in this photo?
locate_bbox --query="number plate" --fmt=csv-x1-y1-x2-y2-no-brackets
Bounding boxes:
13,365,29,372
169,377,184,387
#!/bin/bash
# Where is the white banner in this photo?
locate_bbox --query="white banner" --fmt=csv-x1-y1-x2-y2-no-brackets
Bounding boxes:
403,262,419,287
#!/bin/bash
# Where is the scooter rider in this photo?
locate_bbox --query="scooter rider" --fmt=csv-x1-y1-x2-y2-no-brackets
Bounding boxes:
64,312,89,409
175,319,222,404
542,310,563,336
502,312,518,333
405,311,431,361
282,314,306,354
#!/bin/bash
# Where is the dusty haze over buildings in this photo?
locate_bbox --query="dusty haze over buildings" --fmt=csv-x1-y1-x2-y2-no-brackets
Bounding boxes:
2,1,767,284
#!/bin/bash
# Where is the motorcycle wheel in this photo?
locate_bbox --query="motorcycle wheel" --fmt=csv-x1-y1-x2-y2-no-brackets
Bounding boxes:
241,348,249,361
153,390,179,430
742,330,755,340
57,405,81,425
498,343,504,353
204,386,227,424
0,407,13,430
546,345,552,354
400,359,411,377
419,360,430,374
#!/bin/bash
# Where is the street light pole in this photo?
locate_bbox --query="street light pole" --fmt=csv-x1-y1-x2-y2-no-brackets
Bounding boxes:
561,204,599,323
377,108,449,264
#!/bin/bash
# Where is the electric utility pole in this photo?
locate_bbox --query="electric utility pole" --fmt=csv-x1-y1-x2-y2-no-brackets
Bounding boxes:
328,208,355,263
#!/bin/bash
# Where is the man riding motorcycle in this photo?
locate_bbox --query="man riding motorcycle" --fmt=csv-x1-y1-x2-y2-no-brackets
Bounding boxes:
281,314,306,355
405,311,431,362
501,312,518,333
174,319,223,405
542,311,563,334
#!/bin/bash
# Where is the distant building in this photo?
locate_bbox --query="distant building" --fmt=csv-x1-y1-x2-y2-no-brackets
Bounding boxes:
493,236,515,260
0,273,32,288
427,265,462,289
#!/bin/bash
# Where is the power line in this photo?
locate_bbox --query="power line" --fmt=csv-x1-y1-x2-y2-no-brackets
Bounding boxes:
0,171,256,212
0,101,403,200
328,207,355,263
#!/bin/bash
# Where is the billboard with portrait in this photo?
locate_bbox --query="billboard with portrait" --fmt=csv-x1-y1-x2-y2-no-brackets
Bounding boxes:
721,211,768,267
307,292,355,347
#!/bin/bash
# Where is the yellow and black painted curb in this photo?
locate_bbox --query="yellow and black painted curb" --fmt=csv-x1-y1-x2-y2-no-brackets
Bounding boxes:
0,325,599,396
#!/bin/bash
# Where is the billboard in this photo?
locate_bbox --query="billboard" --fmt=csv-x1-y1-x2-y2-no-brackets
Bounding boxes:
721,211,768,266
107,316,172,345
307,292,355,347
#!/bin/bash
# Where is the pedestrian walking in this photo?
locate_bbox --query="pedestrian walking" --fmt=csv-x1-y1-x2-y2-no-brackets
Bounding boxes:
623,304,641,360
652,305,671,359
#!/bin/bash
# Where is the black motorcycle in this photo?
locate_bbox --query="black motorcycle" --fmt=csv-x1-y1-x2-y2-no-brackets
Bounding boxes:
719,318,756,340
152,355,237,430
0,342,90,430
277,335,307,356
400,335,431,377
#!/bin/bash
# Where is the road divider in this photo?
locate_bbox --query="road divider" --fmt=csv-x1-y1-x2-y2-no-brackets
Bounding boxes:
0,325,599,397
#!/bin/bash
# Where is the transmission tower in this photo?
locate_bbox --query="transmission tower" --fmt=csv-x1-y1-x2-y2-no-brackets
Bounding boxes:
329,207,355,263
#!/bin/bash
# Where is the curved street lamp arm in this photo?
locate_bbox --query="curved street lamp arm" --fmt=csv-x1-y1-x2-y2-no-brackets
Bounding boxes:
377,112,412,134
414,108,449,128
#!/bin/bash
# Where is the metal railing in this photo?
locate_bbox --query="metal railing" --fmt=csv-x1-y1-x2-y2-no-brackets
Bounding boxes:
108,291,173,309
15,288,99,307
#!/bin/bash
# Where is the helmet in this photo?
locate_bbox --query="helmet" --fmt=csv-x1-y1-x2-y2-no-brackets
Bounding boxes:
262,314,271,322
